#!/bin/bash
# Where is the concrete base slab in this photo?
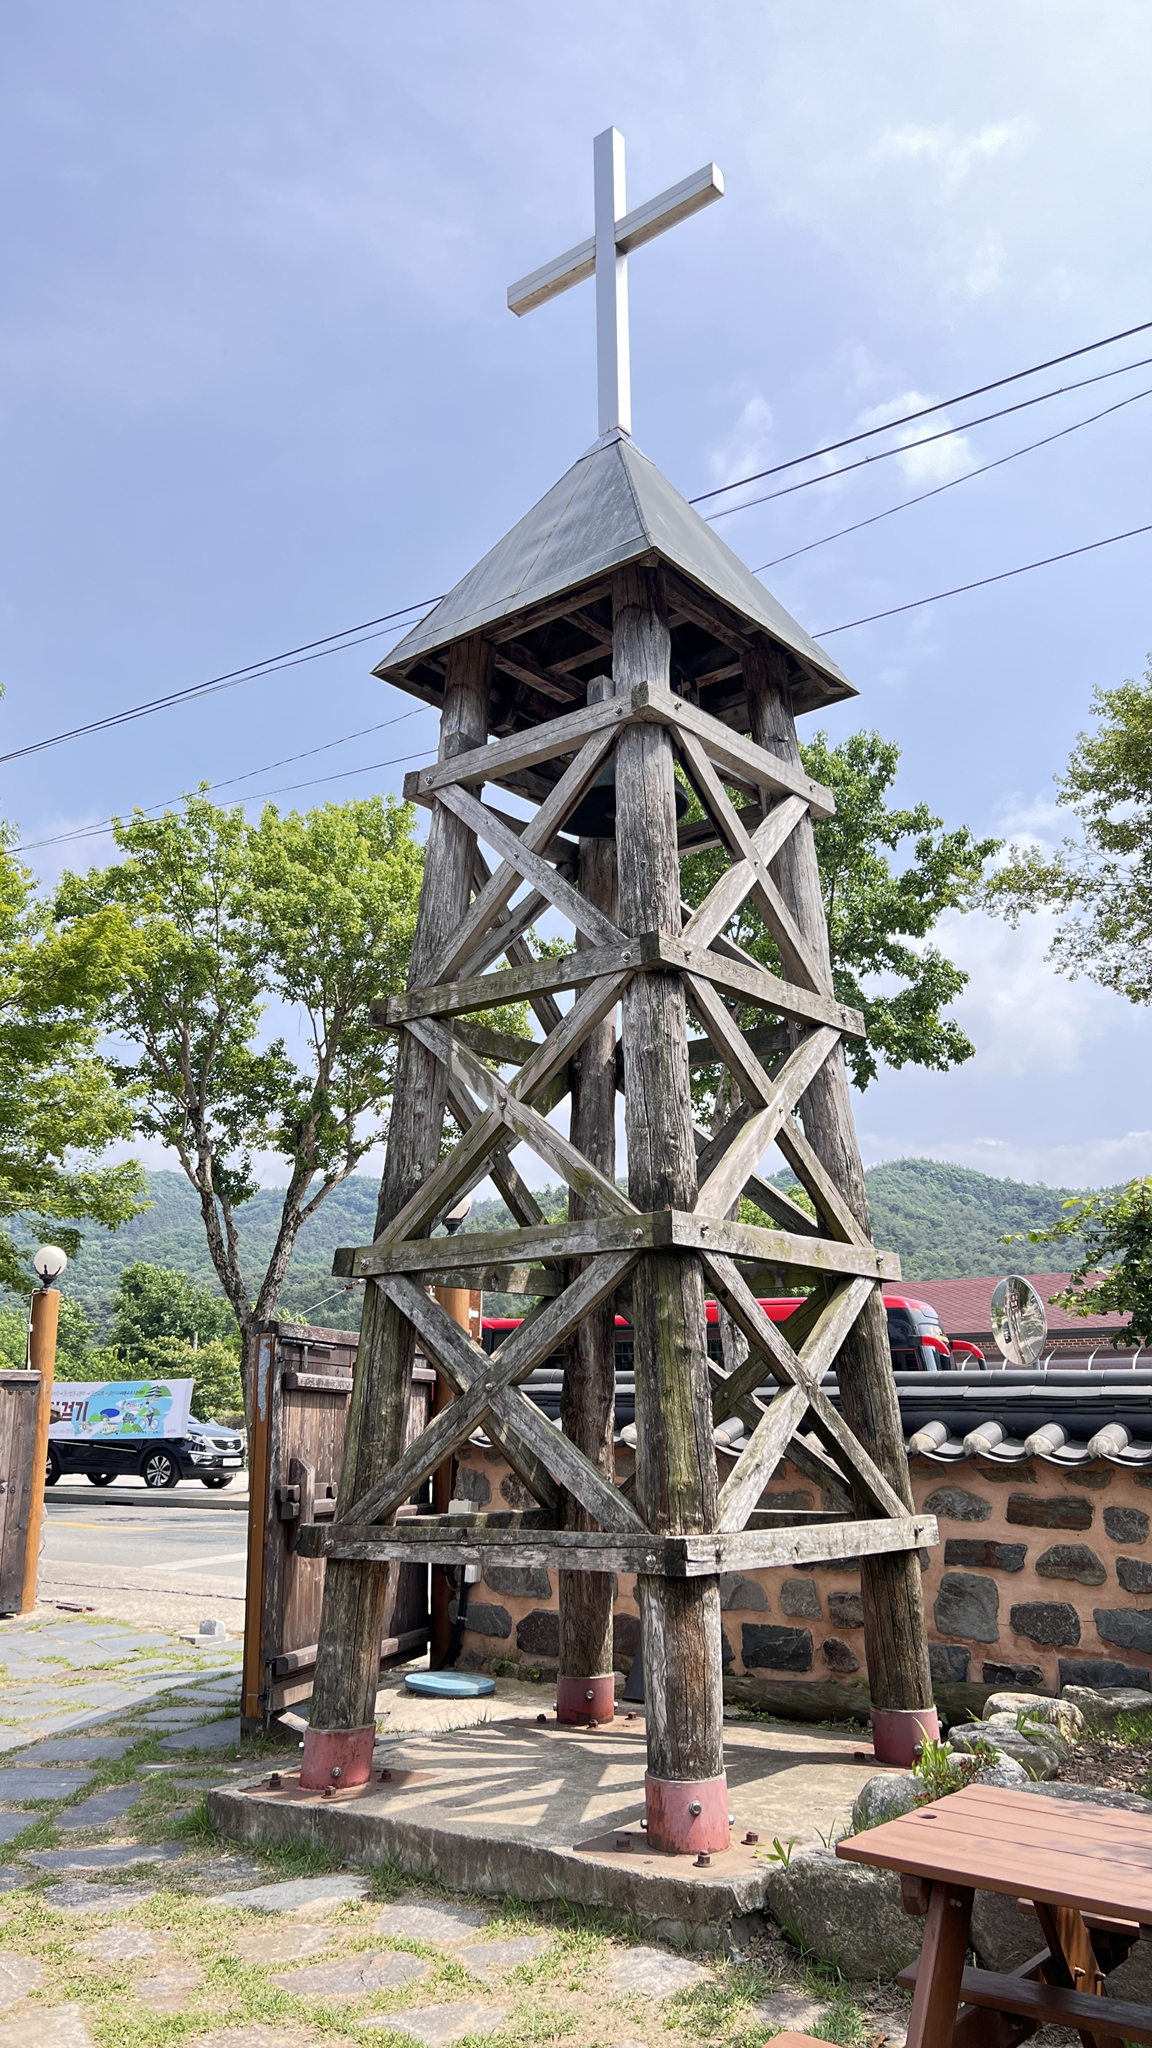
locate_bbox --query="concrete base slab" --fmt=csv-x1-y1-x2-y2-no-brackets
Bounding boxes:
210,1713,891,1951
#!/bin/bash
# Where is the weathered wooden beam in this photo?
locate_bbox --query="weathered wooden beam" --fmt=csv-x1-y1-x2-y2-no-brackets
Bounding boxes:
431,730,619,981
714,1383,810,1533
509,973,626,1105
493,641,583,702
677,731,832,995
775,1118,871,1248
694,1027,841,1220
635,683,835,819
436,783,626,954
338,1208,899,1282
301,1512,937,1575
407,687,640,798
377,930,864,1038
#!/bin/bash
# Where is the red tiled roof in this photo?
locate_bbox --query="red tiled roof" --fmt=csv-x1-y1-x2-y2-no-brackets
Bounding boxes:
897,1272,1131,1339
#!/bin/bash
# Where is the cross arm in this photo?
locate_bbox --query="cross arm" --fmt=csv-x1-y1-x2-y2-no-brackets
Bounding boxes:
507,164,724,316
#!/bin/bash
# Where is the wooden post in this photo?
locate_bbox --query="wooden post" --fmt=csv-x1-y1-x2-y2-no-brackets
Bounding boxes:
742,640,934,1739
21,1286,60,1615
302,634,492,1789
558,673,619,1725
431,1286,469,1663
613,566,727,1851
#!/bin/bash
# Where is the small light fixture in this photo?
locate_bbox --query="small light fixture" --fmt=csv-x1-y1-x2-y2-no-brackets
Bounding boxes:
443,1193,472,1237
32,1245,68,1288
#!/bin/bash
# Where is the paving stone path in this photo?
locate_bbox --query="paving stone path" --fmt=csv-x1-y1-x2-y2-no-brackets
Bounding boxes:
0,1607,880,2048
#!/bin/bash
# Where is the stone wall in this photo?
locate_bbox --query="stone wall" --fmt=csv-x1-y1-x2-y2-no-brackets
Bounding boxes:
448,1441,1152,1703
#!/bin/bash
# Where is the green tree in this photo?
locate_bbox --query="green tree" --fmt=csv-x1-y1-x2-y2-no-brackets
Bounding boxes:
681,728,998,1094
0,820,143,1291
983,663,1152,1001
109,1260,238,1360
1009,1178,1152,1344
143,1337,243,1422
55,791,427,1416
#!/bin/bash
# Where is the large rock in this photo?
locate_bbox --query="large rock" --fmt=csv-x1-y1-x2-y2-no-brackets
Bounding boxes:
981,1660,1046,1690
1009,1601,1080,1646
1060,1683,1152,1732
950,1724,1057,1778
1058,1657,1151,1691
721,1574,770,1611
1019,1778,1152,1815
971,1891,1040,1972
851,1773,921,1833
1104,1505,1149,1544
929,1645,970,1683
1036,1544,1106,1585
1116,1557,1152,1594
779,1579,819,1618
972,1756,1029,1788
1108,1941,1152,2004
935,1572,999,1643
742,1623,813,1672
1096,1608,1152,1654
761,1847,922,1979
923,1486,990,1523
1006,1493,1094,1529
944,1540,1027,1572
984,1692,1085,1741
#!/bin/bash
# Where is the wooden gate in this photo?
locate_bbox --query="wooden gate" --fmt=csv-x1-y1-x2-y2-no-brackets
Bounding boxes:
0,1373,42,1614
241,1322,431,1732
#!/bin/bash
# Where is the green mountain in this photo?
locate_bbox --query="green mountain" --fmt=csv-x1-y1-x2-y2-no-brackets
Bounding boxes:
44,1156,1091,1334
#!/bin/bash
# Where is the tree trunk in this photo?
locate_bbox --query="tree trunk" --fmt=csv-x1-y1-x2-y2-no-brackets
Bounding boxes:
614,566,725,1829
743,640,932,1714
558,674,619,1714
307,634,492,1744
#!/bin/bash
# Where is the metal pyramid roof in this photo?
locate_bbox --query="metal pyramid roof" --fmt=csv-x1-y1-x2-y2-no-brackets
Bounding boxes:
377,430,854,707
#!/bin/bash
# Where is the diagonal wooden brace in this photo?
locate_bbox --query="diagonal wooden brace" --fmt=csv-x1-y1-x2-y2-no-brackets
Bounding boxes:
432,729,620,981
715,1382,811,1532
436,781,626,953
694,1026,841,1219
351,1259,645,1533
681,794,809,952
701,1255,906,1518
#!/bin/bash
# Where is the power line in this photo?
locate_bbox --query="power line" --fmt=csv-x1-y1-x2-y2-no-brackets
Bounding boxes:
814,521,1152,637
689,315,1152,506
0,601,441,769
755,384,1152,573
706,352,1152,523
12,707,433,855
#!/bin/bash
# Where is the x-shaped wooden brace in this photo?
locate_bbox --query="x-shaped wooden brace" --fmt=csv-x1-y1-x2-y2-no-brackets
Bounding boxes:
702,1257,907,1528
338,1248,644,1530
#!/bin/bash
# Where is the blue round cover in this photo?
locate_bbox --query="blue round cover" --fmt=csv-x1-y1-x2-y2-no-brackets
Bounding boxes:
404,1671,496,1698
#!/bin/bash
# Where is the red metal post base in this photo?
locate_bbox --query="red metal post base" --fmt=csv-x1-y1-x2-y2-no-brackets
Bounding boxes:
644,1772,730,1854
299,1723,377,1791
870,1705,940,1766
556,1673,616,1723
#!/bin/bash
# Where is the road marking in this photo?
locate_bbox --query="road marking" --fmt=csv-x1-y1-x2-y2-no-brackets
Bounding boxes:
141,1552,249,1571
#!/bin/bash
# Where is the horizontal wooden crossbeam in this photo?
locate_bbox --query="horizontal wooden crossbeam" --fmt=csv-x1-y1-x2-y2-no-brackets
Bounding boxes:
334,1209,902,1282
297,1512,937,1575
404,680,835,818
375,930,865,1039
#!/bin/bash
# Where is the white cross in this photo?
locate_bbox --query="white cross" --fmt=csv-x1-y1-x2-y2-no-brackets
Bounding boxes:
508,128,724,440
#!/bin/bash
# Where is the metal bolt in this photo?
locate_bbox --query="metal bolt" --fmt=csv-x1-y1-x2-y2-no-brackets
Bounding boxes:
330,1765,342,1781
585,1689,595,1702
688,1800,702,1816
616,1836,631,1851
268,1773,282,1790
536,1714,547,1723
321,1785,334,1798
626,1711,636,1721
379,1768,392,1782
743,1831,759,1845
694,1851,711,1867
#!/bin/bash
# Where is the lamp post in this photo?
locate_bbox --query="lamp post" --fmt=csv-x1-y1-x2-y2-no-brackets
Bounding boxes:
22,1245,67,1614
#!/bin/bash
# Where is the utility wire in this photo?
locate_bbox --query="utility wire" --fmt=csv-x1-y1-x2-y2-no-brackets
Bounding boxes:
12,707,432,855
14,736,436,856
814,521,1152,637
689,315,1152,505
0,601,440,769
755,384,1152,573
706,353,1152,522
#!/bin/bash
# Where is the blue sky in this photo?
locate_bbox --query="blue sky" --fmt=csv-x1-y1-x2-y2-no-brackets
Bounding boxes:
2,1,1150,1190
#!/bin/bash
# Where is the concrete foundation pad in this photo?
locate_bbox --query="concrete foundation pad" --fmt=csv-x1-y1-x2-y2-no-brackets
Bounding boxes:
210,1713,889,1950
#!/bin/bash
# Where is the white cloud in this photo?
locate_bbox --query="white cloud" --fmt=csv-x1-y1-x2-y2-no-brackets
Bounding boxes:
871,119,1032,196
707,390,775,489
856,390,977,484
935,905,1120,1077
857,1127,1152,1190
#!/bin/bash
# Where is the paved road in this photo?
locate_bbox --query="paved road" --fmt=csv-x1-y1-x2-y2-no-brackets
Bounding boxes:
41,1496,250,1635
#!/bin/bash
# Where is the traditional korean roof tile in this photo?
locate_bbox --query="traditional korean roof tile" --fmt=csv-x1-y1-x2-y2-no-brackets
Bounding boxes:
377,430,855,712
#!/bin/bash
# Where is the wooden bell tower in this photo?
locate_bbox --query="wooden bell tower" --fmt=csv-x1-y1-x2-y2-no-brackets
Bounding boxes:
299,133,938,1846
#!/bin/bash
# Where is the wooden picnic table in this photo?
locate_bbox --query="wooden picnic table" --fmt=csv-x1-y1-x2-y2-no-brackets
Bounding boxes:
837,1782,1152,2048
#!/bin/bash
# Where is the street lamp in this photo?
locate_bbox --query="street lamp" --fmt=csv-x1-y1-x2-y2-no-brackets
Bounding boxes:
32,1245,68,1288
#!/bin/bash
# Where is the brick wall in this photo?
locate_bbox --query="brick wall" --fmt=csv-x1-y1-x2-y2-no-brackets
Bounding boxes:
448,1442,1152,1703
